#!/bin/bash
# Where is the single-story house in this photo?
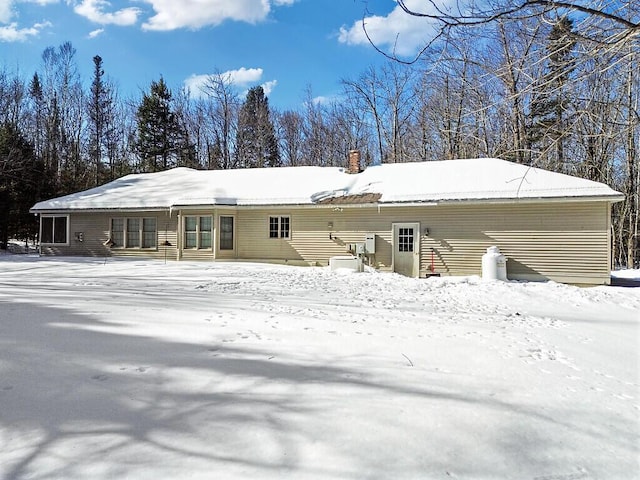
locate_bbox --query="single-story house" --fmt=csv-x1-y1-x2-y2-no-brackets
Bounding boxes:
30,153,624,285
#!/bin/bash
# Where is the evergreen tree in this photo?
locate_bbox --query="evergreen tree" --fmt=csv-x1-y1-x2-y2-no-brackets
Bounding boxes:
88,55,112,186
235,86,280,168
0,122,46,248
28,73,45,160
528,17,576,171
135,77,193,172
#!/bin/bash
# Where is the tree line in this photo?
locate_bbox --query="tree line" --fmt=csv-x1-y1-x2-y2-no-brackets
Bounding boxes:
0,6,637,267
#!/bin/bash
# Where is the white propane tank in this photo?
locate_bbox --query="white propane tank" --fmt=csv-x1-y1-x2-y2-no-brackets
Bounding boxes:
482,246,507,281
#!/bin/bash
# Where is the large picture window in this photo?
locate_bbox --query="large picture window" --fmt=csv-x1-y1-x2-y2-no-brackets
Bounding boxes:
183,215,212,250
269,216,290,239
41,216,68,245
110,217,156,249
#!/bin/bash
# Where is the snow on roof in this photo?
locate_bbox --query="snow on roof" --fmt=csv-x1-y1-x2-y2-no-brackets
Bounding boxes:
350,158,623,203
31,158,623,212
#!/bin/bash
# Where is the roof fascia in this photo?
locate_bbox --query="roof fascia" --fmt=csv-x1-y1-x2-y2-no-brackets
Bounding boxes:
29,207,170,215
418,195,626,206
30,193,624,215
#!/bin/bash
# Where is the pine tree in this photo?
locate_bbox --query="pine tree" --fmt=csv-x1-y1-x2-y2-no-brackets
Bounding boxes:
88,55,112,186
28,73,45,160
235,86,280,168
135,77,193,172
0,122,45,247
528,17,576,171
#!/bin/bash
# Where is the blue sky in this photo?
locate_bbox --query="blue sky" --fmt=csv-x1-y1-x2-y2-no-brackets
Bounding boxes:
0,0,437,110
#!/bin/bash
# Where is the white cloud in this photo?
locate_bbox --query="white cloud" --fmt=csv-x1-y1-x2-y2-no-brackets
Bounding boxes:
183,74,212,97
338,0,451,56
140,0,291,31
184,67,267,98
261,79,277,96
185,68,278,100
1,0,59,23
0,20,50,41
87,27,103,38
73,0,140,26
0,0,57,41
312,95,335,106
225,67,264,85
0,1,15,23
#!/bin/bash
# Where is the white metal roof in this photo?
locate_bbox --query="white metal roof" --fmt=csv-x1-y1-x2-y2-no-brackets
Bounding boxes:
30,158,624,212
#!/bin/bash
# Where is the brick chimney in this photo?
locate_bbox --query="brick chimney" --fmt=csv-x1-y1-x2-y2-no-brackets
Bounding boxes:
348,149,361,174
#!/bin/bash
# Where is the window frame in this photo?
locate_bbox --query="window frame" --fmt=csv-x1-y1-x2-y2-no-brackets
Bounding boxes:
219,215,234,251
268,215,291,240
182,215,213,250
142,218,157,249
40,215,69,246
398,227,415,253
110,216,157,249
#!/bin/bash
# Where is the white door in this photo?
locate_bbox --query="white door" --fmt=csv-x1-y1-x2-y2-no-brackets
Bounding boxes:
392,223,420,277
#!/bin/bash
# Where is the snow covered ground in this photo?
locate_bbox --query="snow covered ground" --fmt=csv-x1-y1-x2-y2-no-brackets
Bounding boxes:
0,256,638,480
612,269,640,280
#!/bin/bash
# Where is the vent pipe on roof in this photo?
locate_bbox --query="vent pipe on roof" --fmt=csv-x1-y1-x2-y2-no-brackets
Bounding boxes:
348,149,361,174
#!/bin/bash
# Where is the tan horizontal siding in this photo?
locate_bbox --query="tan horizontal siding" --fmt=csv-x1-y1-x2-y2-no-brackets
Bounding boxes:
417,201,610,283
40,212,110,257
235,201,611,284
41,212,178,261
181,249,214,260
236,208,395,267
44,200,612,285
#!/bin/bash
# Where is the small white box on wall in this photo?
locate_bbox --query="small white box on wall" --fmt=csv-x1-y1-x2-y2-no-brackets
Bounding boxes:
365,233,376,254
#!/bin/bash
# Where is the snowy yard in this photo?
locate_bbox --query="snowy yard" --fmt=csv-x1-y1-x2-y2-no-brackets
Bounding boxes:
0,257,638,480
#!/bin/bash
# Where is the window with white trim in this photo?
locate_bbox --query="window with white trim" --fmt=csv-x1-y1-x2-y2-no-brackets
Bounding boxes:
41,215,68,245
142,218,157,248
110,217,157,249
219,216,234,250
269,216,290,239
127,218,140,247
183,215,213,250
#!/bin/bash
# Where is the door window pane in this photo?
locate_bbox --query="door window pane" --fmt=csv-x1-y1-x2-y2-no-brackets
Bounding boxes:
398,227,414,252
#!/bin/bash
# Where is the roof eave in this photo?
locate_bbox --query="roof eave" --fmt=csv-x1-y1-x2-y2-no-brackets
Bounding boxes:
30,193,625,214
29,206,171,214
379,194,625,206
